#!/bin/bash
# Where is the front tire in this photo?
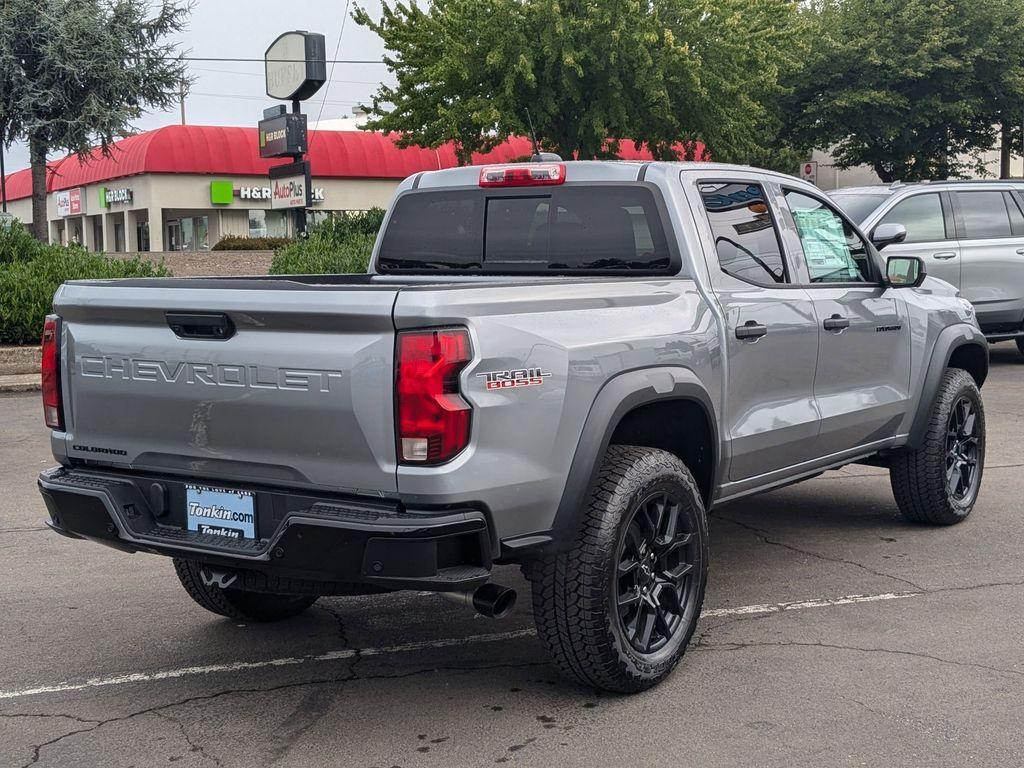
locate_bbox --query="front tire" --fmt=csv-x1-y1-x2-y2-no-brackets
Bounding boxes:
173,558,318,622
890,368,985,525
1016,337,1024,359
529,446,708,693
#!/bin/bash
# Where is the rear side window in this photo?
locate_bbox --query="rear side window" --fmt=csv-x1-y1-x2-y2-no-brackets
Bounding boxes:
699,182,788,285
955,191,1012,239
377,185,673,273
878,193,947,243
1004,192,1024,236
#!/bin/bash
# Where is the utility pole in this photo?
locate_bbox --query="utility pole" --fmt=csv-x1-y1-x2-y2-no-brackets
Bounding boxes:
179,81,186,125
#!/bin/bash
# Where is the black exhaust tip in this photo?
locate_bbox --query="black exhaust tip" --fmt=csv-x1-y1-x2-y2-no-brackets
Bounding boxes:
471,583,517,619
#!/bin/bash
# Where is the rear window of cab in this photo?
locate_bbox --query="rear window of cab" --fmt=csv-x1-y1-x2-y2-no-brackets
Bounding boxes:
377,185,676,274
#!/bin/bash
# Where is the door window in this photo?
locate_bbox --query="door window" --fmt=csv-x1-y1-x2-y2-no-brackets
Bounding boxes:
699,182,789,285
1004,192,1024,236
784,190,874,283
878,193,947,243
955,191,1012,239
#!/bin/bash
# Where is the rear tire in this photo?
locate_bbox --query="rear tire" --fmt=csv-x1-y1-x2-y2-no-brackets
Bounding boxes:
529,446,708,693
889,368,985,525
173,558,318,622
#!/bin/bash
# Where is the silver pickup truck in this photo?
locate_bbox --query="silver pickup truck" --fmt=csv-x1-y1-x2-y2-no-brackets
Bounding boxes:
38,161,989,693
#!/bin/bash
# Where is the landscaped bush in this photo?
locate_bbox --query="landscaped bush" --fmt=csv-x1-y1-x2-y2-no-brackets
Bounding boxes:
0,219,50,264
0,223,171,344
211,236,294,251
268,210,386,275
269,232,377,275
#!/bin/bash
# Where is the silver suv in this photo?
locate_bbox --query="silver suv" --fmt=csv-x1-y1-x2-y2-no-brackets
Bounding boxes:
831,181,1024,353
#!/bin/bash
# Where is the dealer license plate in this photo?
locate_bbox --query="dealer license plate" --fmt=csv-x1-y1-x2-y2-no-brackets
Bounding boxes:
185,484,256,540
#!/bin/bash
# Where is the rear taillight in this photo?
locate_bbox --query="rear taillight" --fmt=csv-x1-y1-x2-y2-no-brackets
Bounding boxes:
41,315,63,430
479,163,565,187
396,328,472,464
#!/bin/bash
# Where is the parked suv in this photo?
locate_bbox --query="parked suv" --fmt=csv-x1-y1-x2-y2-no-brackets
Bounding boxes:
831,180,1024,354
39,161,988,693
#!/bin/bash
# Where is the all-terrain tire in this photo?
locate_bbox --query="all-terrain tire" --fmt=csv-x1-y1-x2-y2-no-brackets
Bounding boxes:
529,446,709,693
173,558,318,622
889,368,985,525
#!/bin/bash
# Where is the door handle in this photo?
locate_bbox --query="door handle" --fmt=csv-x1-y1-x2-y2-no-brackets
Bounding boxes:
823,314,850,332
735,320,767,340
933,251,957,260
1015,248,1024,256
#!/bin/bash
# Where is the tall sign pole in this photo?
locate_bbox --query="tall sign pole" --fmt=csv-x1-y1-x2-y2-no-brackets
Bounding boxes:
262,31,326,238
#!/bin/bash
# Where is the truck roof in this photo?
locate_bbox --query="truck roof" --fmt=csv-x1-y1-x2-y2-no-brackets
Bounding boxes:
411,160,807,190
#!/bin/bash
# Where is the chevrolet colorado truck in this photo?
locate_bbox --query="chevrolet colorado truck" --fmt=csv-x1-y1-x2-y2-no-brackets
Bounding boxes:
38,161,989,693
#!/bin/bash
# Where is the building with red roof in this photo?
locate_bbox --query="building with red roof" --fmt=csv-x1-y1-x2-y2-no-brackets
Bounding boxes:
0,125,665,252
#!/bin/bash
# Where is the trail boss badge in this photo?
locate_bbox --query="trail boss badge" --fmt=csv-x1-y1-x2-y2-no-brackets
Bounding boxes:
477,367,552,391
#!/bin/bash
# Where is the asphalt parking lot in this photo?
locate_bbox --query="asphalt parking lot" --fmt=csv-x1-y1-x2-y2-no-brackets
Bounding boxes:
1,346,1022,768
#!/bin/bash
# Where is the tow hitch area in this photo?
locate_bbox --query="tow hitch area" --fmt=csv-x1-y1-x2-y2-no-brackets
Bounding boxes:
199,567,239,590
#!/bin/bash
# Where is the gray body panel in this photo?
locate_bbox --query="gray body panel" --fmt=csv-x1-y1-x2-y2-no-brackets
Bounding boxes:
48,161,987,559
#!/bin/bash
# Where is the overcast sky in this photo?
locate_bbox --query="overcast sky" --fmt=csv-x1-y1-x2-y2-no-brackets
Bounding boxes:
3,0,391,173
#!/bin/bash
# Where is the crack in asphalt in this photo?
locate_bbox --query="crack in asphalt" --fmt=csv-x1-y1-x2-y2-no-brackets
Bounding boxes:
155,711,223,768
694,639,1024,679
15,660,547,768
715,513,926,591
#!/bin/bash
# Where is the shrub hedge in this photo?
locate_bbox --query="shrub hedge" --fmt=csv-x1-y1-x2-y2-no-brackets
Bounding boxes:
268,209,385,275
0,223,171,345
211,236,293,251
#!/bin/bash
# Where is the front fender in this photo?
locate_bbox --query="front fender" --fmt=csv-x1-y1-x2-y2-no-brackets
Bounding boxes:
907,323,988,448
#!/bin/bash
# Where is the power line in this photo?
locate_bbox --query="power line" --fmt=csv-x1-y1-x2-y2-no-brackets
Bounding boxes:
181,56,385,64
191,66,385,87
190,91,361,106
313,0,355,145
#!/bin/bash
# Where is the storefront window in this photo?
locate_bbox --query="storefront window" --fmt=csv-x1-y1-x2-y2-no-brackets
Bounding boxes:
181,217,194,250
248,209,288,238
194,216,209,250
174,216,210,251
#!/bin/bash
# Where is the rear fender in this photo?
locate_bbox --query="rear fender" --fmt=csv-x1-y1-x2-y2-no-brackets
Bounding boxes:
548,367,719,552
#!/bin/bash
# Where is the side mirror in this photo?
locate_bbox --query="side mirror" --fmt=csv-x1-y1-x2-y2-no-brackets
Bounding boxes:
871,222,908,250
886,255,926,288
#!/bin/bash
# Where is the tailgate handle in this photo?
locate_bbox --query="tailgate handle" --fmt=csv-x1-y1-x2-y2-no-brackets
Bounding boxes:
166,312,235,340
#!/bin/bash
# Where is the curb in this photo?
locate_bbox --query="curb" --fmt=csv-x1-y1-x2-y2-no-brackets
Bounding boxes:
0,374,40,393
0,345,42,377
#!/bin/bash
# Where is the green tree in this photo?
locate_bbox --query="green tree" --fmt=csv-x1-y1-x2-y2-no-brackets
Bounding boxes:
354,0,804,164
787,0,1024,182
0,0,191,241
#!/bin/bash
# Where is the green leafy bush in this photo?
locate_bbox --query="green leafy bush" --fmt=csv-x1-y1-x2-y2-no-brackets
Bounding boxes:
0,220,50,264
268,210,386,275
211,236,293,251
0,224,171,344
270,232,377,275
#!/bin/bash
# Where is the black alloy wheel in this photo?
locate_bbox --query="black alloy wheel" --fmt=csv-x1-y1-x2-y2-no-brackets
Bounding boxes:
946,395,981,502
615,490,698,655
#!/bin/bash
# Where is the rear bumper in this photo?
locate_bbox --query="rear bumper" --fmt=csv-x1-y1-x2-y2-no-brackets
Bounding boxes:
38,466,492,593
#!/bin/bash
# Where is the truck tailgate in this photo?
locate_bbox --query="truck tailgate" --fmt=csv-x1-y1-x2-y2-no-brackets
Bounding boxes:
54,280,399,495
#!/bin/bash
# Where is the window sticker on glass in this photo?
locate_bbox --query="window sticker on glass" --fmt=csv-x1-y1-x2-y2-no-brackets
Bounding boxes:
791,208,853,275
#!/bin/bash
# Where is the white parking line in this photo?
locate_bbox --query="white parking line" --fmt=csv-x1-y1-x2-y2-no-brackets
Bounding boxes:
0,591,920,702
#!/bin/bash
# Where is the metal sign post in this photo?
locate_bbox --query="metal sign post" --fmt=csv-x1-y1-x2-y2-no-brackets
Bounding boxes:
263,31,326,238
